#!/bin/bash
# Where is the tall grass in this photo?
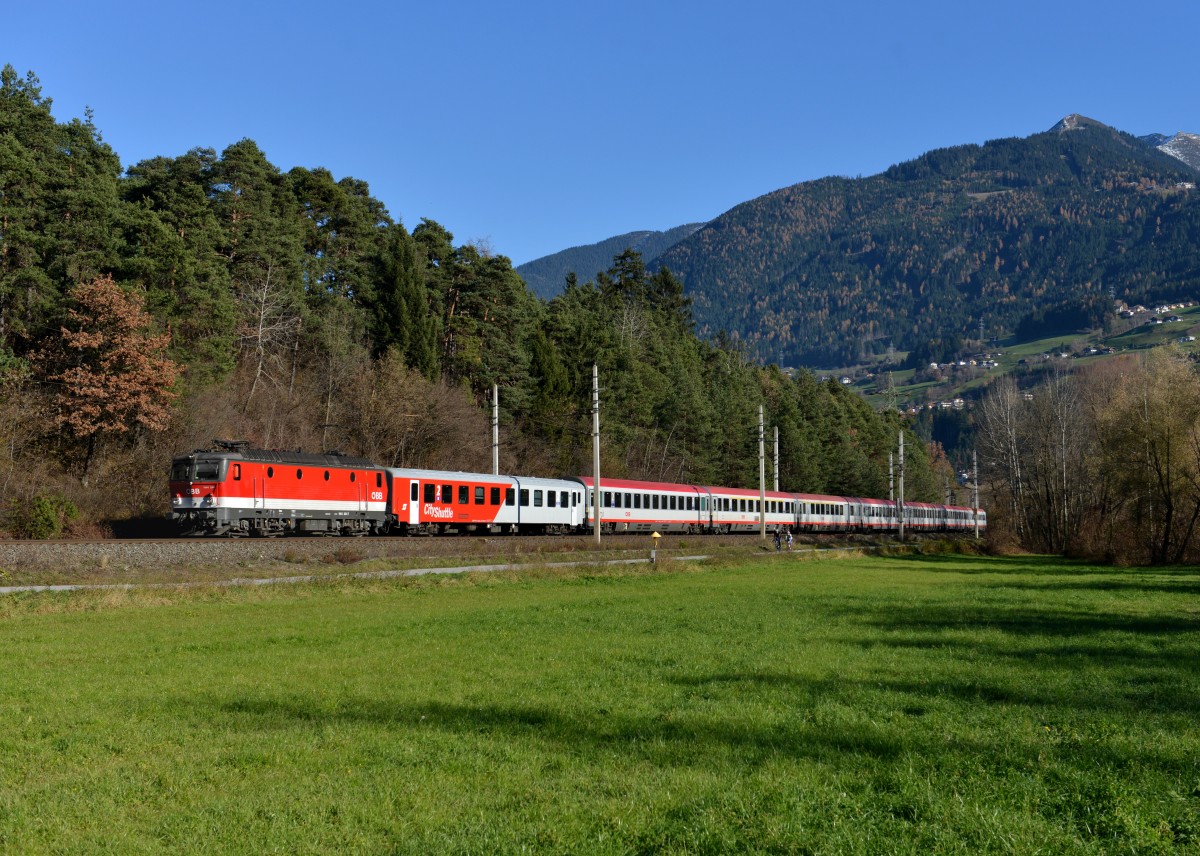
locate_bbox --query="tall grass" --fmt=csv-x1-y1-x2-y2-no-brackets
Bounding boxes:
0,554,1196,853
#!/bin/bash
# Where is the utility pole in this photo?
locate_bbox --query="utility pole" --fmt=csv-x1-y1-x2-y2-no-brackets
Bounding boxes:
773,425,779,492
491,384,499,475
898,430,906,542
973,448,980,541
758,405,767,542
593,364,602,546
889,452,894,503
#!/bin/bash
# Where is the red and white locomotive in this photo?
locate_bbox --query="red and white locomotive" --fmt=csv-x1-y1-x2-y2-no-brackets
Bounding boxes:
169,441,388,536
170,442,986,537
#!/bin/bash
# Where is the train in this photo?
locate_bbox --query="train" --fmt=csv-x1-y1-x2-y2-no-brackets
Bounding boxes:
170,441,986,538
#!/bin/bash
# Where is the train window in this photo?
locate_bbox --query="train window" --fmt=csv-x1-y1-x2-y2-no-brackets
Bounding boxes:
547,491,556,508
615,493,623,508
490,487,501,505
412,483,419,502
533,490,543,507
350,472,356,483
233,464,241,481
520,489,530,507
505,488,515,506
377,473,382,488
642,494,649,509
267,466,274,478
296,469,303,480
687,497,694,511
669,496,677,511
458,485,469,504
424,484,435,503
651,495,658,510
633,494,641,510
624,492,631,507
196,460,220,481
441,484,452,502
324,471,330,481
604,491,612,508
475,486,485,505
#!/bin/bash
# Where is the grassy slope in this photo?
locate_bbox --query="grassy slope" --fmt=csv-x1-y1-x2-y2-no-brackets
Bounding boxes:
858,305,1200,408
1,554,1197,854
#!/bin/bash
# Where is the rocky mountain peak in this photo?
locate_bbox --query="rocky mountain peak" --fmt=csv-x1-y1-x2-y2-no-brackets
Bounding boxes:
1158,132,1200,171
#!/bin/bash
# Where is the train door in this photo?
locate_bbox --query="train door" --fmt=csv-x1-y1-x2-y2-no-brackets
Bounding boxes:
408,480,420,526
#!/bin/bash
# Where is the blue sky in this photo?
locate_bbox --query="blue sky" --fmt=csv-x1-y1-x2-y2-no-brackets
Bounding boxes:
4,0,1198,266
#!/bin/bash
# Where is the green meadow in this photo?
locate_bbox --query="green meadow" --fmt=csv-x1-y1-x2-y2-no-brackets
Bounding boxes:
0,552,1197,854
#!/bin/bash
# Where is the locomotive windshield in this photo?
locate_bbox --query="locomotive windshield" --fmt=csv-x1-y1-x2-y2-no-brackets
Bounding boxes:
171,456,225,482
195,458,223,481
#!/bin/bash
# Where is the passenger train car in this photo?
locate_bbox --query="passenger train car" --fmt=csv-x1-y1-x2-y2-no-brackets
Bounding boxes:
170,443,986,537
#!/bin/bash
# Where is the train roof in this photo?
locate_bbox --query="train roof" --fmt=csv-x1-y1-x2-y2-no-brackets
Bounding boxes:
179,447,377,469
384,468,516,484
575,476,703,493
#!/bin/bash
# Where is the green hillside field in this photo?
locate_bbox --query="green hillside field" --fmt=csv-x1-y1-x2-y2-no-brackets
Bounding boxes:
1,552,1197,853
851,304,1200,410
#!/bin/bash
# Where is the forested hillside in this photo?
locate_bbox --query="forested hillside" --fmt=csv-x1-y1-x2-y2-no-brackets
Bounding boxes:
652,116,1200,366
0,67,945,534
516,223,704,300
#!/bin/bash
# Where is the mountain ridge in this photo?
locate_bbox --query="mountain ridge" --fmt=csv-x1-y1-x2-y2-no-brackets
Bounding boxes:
649,116,1200,365
519,116,1200,367
516,223,705,300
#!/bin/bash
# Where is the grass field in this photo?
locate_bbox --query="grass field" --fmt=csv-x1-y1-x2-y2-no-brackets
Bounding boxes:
1,551,1197,854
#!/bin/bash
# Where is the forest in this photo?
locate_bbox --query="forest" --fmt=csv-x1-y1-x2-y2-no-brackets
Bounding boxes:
0,67,947,537
978,347,1200,565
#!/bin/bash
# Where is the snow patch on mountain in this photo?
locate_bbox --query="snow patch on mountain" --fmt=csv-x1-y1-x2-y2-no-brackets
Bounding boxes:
1157,132,1200,171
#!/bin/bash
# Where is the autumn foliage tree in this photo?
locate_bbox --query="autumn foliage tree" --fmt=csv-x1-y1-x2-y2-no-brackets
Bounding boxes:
34,276,180,483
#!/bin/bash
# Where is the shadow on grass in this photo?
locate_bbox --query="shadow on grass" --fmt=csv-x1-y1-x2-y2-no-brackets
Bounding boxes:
882,553,1200,590
879,554,1100,575
859,602,1200,638
983,575,1200,596
836,594,1200,716
207,693,906,766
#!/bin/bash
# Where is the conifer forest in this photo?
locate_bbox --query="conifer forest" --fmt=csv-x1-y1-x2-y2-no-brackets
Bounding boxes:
0,68,946,536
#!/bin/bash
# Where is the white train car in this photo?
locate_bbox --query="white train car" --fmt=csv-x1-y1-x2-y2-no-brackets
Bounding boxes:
574,476,705,533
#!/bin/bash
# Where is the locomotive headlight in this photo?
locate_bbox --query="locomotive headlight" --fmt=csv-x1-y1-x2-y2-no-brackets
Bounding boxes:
203,495,214,506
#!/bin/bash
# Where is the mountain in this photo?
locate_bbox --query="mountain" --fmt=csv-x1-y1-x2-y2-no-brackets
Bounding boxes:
647,116,1200,367
1138,132,1172,148
517,223,704,300
1157,132,1200,171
